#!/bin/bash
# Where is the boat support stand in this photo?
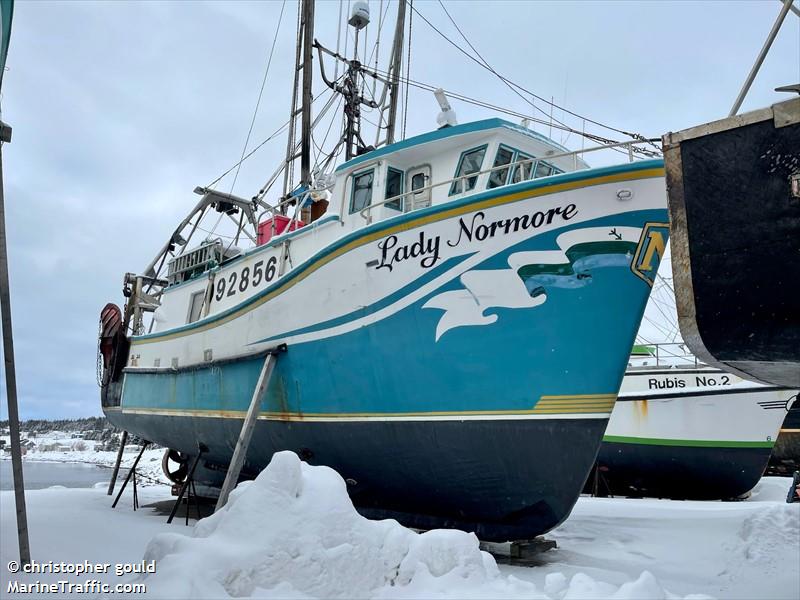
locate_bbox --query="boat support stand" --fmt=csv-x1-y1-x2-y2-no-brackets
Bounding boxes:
167,444,207,525
106,430,129,496
215,344,288,512
481,538,558,567
111,439,150,510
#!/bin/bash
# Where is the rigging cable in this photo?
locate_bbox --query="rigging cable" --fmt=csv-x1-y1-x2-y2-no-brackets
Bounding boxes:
417,1,658,149
402,0,413,140
434,0,571,133
229,0,288,196
370,67,660,157
334,0,344,81
372,0,384,99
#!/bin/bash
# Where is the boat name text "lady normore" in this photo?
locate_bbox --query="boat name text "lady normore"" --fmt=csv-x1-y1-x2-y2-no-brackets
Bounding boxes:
375,202,578,272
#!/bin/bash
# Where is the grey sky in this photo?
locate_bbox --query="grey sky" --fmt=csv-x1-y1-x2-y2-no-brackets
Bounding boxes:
1,1,797,419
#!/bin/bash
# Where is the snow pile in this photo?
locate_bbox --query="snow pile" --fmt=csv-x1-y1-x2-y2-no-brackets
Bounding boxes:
137,451,704,599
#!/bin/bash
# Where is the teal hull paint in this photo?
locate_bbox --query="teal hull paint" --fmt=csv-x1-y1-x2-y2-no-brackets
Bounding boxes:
121,209,666,416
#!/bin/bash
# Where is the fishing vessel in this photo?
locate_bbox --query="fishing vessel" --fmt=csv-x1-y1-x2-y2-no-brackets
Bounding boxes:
590,345,797,499
98,1,668,541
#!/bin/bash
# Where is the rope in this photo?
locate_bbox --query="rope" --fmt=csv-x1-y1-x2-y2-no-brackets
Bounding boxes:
229,0,288,196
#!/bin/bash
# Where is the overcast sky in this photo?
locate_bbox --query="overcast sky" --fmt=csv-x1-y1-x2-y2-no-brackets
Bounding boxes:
0,1,797,419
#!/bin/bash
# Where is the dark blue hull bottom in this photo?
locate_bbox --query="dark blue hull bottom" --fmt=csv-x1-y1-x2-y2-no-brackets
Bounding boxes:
589,442,773,500
107,411,605,541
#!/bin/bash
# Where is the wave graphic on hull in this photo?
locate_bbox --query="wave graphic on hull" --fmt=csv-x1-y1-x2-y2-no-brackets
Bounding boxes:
423,226,641,340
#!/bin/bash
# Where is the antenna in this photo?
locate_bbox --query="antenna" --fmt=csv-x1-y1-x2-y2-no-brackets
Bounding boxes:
434,88,458,128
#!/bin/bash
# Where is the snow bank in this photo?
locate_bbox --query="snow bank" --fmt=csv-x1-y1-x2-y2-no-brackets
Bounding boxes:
136,452,704,599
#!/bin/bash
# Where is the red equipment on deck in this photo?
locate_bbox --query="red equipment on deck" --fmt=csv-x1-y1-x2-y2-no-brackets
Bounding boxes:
257,215,305,245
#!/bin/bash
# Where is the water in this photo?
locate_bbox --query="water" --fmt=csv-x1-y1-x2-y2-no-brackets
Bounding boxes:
0,460,109,490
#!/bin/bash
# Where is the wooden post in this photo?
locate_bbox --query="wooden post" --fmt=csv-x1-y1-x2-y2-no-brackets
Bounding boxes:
215,353,277,511
107,430,129,495
0,121,31,565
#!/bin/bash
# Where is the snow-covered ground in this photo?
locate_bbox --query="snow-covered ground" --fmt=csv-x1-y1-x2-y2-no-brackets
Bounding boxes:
1,451,798,599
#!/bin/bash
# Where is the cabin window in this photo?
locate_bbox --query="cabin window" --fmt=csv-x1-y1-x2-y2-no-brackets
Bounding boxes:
385,167,404,211
510,153,534,184
449,145,487,195
350,169,375,214
487,145,515,189
534,161,554,179
186,291,205,324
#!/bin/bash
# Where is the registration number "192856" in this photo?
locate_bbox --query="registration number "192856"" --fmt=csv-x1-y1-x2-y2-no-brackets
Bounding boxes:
214,256,278,302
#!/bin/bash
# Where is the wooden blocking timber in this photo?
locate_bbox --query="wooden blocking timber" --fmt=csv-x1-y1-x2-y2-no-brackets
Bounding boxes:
215,346,286,512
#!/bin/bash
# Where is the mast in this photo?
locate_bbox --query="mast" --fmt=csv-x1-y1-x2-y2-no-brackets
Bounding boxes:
282,0,315,200
383,0,406,146
300,0,314,187
314,2,389,160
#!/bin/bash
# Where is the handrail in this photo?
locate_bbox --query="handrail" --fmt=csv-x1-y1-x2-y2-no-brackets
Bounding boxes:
359,138,660,223
630,342,701,368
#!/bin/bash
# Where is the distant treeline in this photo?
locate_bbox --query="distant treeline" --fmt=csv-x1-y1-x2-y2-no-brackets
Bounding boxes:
0,417,157,451
0,417,118,441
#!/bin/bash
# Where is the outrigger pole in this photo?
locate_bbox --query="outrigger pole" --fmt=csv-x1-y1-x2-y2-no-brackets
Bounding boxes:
729,0,794,116
0,0,31,566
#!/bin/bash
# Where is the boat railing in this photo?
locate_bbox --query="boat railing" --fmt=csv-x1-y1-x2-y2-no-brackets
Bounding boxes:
359,138,661,224
629,342,703,368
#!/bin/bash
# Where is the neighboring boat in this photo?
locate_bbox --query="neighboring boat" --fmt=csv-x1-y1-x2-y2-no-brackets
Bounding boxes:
590,345,797,499
663,0,799,388
98,1,669,541
768,396,800,475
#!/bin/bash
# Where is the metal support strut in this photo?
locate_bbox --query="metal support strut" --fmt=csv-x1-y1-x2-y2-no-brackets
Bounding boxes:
107,430,129,496
111,440,150,509
215,344,287,512
167,445,207,525
729,0,794,116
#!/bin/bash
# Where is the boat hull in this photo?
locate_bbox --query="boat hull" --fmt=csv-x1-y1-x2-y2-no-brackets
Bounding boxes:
769,400,800,474
108,407,605,540
591,370,794,499
664,98,800,388
105,162,668,540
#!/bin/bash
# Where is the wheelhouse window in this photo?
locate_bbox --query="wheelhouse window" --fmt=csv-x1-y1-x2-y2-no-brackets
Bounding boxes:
488,145,515,189
385,167,404,211
534,161,554,179
350,169,375,214
510,153,534,184
187,291,205,324
449,146,487,195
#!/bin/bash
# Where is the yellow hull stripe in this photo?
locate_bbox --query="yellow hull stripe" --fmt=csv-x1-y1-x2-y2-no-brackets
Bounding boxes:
117,394,618,420
131,168,664,346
